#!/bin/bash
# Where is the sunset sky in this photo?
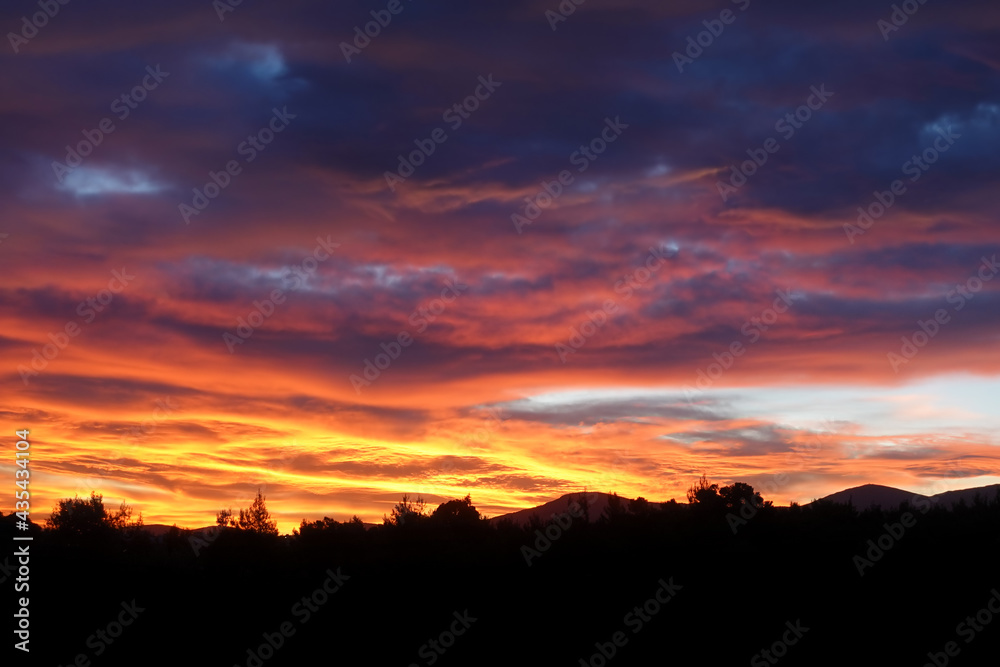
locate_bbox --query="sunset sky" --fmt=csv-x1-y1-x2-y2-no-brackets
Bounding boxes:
3,0,999,533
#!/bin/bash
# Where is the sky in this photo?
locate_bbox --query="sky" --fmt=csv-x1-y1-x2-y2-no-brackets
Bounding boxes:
2,0,999,533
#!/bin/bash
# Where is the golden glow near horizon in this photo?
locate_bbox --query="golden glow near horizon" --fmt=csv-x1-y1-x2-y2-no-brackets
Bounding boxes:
10,377,1000,534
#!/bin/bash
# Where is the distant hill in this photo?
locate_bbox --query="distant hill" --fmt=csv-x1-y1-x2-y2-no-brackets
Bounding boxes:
492,482,1000,525
139,523,224,537
812,484,927,510
133,483,1000,536
813,483,1000,510
139,523,182,537
489,491,605,525
490,491,665,525
930,484,1000,509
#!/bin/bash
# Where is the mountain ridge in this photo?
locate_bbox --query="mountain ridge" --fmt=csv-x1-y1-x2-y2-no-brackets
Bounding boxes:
135,483,1000,534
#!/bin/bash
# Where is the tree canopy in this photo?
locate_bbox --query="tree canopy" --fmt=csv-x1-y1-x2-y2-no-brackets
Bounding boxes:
383,494,427,527
430,494,482,526
46,492,143,538
217,489,278,535
687,475,771,515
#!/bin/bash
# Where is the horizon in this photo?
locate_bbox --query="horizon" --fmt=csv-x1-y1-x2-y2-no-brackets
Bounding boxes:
48,479,1000,536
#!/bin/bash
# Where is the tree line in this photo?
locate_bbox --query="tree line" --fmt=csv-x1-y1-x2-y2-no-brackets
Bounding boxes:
29,475,1000,548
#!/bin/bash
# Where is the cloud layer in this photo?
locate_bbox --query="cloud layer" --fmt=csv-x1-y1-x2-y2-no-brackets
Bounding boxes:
2,0,999,530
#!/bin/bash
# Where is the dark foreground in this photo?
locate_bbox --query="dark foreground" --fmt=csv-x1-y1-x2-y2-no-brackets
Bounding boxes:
6,495,1000,666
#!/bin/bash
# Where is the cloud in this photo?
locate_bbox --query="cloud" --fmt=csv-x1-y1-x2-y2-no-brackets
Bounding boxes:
3,0,1000,530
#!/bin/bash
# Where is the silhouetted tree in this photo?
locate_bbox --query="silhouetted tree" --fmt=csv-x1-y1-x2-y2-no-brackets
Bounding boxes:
294,514,368,549
383,494,427,527
431,494,481,526
719,482,766,510
628,496,651,516
234,489,278,535
686,475,724,510
46,492,142,539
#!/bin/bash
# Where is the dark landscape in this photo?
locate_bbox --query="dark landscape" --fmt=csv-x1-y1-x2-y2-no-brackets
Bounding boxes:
7,480,1000,665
